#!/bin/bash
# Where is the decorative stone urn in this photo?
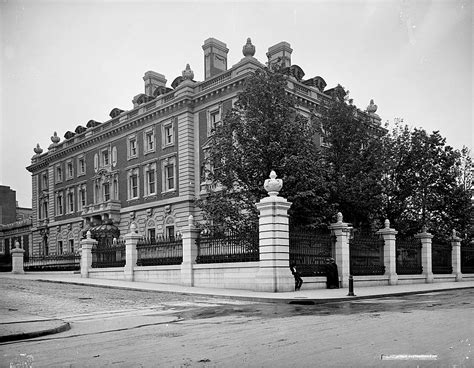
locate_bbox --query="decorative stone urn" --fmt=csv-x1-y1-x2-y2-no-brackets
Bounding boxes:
242,37,256,57
263,170,283,196
366,99,378,114
34,143,43,155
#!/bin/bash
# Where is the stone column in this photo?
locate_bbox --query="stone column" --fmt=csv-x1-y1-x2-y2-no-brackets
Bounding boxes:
255,171,294,292
124,223,141,281
181,215,200,286
450,230,462,281
329,213,351,288
377,219,398,285
415,228,434,283
11,241,25,274
80,231,97,278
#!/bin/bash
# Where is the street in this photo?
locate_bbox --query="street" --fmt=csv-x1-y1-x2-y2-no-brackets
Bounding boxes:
0,278,472,367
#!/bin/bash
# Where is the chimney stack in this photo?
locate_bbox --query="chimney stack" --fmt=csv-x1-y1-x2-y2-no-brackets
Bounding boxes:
202,38,229,80
143,71,167,96
266,41,293,68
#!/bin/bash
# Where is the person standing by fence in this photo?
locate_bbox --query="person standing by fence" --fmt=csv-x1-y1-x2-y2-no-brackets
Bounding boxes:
290,263,303,291
325,258,339,289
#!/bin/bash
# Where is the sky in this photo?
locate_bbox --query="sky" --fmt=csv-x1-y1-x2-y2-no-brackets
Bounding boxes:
1,0,472,208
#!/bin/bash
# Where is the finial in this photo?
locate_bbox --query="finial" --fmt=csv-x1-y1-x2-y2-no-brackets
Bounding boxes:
264,170,283,196
367,99,378,114
421,225,428,234
130,223,137,233
15,241,20,249
242,37,256,57
86,230,91,239
452,229,457,238
337,212,343,223
51,131,60,144
182,63,194,80
34,143,43,155
384,219,390,229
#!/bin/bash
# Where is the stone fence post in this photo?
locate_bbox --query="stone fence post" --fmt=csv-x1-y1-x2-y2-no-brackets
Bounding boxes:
451,230,462,281
377,219,398,285
255,171,294,292
80,231,97,278
181,215,200,286
329,213,351,288
11,241,25,274
415,227,434,283
124,223,141,281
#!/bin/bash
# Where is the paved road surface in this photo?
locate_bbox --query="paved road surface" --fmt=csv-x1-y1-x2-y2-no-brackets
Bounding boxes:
1,279,472,367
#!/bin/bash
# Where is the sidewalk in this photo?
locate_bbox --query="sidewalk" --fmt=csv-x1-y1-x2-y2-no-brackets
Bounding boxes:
1,272,473,342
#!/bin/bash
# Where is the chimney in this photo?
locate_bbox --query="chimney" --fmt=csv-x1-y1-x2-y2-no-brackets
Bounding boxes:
266,41,293,68
202,38,229,80
143,71,167,96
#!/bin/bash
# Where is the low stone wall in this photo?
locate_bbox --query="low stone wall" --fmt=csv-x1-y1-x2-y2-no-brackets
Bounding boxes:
133,265,181,284
88,268,125,281
193,262,259,290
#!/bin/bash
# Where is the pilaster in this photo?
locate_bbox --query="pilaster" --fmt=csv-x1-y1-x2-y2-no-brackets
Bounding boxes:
80,231,97,278
124,224,141,281
181,215,200,286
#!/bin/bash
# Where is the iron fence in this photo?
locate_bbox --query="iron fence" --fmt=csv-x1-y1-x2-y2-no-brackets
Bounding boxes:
349,231,385,275
196,227,259,263
24,253,80,271
396,237,422,274
136,235,183,266
461,238,474,274
289,227,333,276
432,238,452,274
91,238,126,268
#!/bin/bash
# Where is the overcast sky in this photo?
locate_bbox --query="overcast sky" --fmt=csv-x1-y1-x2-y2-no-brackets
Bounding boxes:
1,0,472,208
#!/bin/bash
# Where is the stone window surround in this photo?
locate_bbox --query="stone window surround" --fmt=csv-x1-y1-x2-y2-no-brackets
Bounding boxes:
127,166,140,200
161,155,176,193
65,187,75,214
66,160,74,180
77,183,87,212
55,164,63,183
77,155,86,177
127,134,139,160
55,190,64,216
143,161,157,197
207,104,222,137
161,119,175,148
143,127,156,155
101,147,110,167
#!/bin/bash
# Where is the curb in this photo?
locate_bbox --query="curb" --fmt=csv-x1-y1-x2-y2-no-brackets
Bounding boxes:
0,320,71,343
33,278,474,304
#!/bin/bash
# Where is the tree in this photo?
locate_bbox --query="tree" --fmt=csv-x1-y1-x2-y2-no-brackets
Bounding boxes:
318,99,386,230
196,66,332,231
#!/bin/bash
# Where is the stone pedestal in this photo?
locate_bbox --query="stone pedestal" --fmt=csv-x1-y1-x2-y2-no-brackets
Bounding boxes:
80,231,97,278
451,231,462,281
181,215,200,286
329,213,351,288
124,224,141,281
255,171,294,292
377,220,398,285
11,242,25,274
415,229,434,283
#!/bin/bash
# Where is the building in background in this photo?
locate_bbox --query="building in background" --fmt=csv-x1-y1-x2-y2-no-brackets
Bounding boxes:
26,37,382,256
0,185,32,271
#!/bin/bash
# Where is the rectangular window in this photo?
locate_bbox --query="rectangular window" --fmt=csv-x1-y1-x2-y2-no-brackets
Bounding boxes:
78,157,86,176
144,130,155,153
208,107,221,136
166,226,175,239
130,174,138,198
42,173,48,189
57,241,63,255
166,164,174,190
56,165,62,183
148,169,156,194
78,187,86,211
69,239,74,253
162,122,174,147
66,161,73,179
57,193,63,215
128,136,138,159
103,183,110,201
67,192,74,213
148,228,156,241
102,150,109,166
41,200,48,219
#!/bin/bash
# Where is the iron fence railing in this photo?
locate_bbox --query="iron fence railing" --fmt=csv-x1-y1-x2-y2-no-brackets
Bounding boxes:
289,228,333,276
24,253,80,271
432,238,452,274
461,238,474,274
196,228,259,264
136,236,183,266
91,238,126,268
396,237,423,274
349,232,385,276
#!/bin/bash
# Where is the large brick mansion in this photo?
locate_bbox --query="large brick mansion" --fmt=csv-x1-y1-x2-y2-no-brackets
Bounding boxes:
26,37,382,257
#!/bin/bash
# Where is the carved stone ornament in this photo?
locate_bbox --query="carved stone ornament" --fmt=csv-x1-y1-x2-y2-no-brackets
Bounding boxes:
264,170,283,196
34,144,43,155
337,212,343,223
384,219,390,229
367,99,378,114
242,37,256,57
182,64,194,80
51,131,60,144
